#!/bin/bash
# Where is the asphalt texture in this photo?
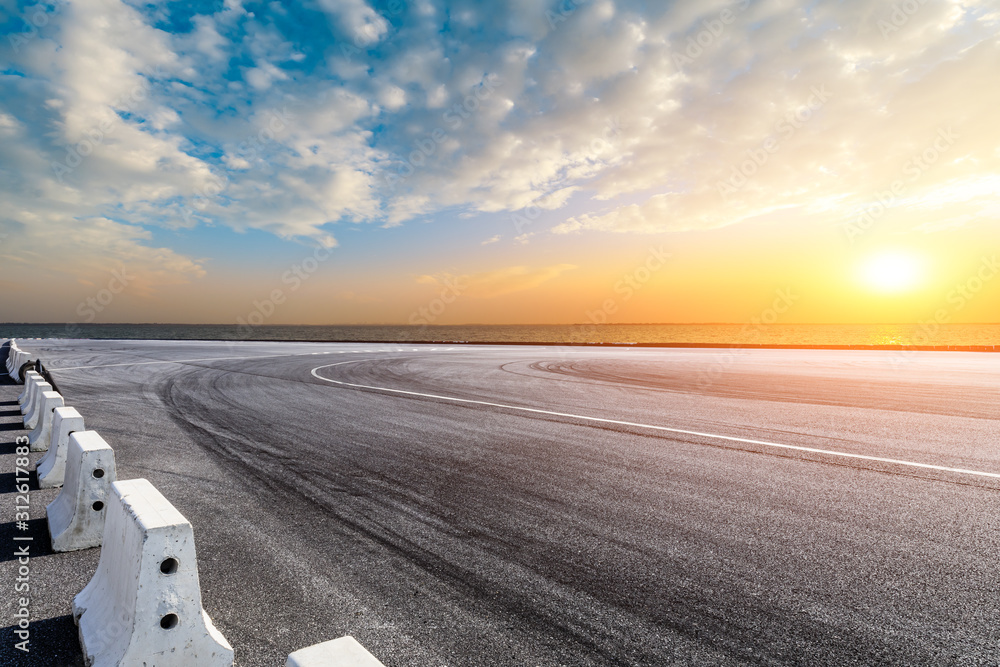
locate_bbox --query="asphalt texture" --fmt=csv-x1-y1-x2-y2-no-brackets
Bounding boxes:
1,339,998,666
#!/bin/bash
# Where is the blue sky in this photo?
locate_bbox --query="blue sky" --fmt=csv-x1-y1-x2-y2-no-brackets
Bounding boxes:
1,0,998,324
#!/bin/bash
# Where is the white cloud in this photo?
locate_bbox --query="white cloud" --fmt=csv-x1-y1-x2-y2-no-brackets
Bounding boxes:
245,61,289,90
377,85,408,111
0,0,996,299
190,16,228,61
316,0,389,45
0,215,205,295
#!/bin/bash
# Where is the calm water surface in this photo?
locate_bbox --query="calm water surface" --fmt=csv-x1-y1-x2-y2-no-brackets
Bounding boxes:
2,323,998,346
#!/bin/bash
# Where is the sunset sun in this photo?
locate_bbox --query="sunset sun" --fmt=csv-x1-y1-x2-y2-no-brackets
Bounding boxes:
859,251,925,294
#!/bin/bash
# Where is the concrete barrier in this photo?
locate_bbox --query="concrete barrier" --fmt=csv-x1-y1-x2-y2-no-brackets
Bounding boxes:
286,637,386,667
5,341,18,378
36,407,86,489
28,391,65,452
7,344,30,382
18,370,40,406
23,381,52,429
73,478,234,666
20,374,43,415
47,431,117,552
16,359,36,383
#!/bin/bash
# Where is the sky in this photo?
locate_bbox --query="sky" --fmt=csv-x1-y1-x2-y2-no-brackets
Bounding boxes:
0,0,998,326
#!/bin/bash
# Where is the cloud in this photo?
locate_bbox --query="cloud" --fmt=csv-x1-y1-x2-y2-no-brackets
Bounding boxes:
0,216,205,296
481,234,501,245
553,194,680,234
0,0,996,298
316,0,390,45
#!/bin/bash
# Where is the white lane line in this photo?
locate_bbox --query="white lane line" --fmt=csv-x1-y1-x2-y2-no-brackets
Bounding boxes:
311,360,1000,480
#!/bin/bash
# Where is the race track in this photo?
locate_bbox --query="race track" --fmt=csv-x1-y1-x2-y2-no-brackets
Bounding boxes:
2,340,999,666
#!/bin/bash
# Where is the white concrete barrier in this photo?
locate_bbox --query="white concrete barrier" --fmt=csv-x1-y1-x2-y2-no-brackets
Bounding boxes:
20,374,42,415
28,391,64,452
47,431,116,552
23,381,52,429
73,478,234,667
5,341,18,378
18,371,40,406
8,345,29,382
286,637,386,667
36,407,86,489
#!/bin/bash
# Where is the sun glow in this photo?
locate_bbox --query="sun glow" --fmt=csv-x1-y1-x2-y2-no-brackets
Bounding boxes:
858,251,925,294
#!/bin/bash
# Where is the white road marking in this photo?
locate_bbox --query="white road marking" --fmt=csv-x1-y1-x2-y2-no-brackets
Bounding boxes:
311,360,1000,480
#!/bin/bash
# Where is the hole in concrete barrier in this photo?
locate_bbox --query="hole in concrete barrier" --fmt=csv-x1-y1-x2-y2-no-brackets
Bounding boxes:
160,614,179,630
160,558,179,575
92,468,105,479
92,501,104,512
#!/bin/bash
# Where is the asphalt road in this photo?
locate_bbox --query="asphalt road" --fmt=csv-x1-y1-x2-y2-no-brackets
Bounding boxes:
2,340,999,666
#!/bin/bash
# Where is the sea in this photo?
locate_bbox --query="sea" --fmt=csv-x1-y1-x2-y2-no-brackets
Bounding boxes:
1,323,998,347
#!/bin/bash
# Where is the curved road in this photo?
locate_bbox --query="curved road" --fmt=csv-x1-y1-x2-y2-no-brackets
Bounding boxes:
4,340,999,666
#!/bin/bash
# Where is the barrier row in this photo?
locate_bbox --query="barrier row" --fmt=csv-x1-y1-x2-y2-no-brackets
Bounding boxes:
6,338,35,382
8,341,385,667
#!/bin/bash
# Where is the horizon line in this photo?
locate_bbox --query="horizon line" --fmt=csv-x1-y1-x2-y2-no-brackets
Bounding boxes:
2,322,999,327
